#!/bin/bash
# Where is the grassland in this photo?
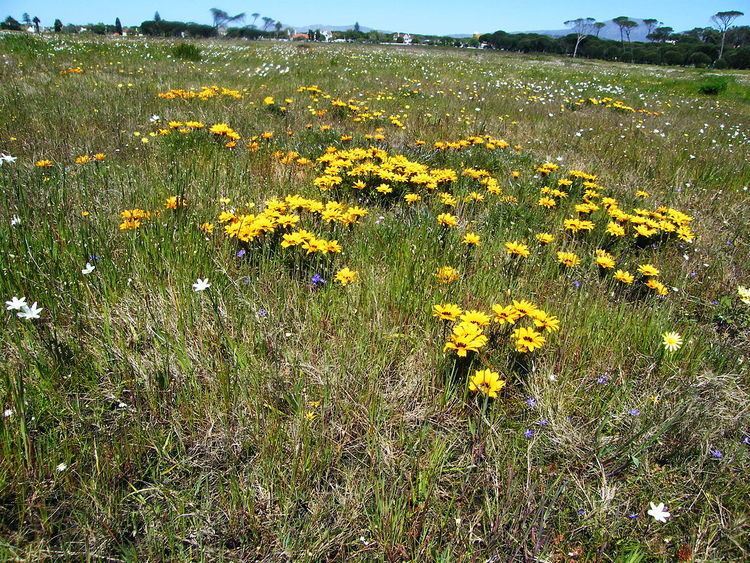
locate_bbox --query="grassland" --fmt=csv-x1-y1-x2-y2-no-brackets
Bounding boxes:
0,33,749,561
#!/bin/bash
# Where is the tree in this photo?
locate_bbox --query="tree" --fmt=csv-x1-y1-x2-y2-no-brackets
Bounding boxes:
354,21,360,33
22,13,31,26
274,21,282,36
154,12,161,22
262,16,274,31
613,16,637,45
712,10,744,59
210,8,245,29
593,22,606,38
1,16,22,31
564,18,595,58
250,13,260,29
115,17,122,35
32,16,40,33
54,19,63,32
649,26,673,42
643,19,661,41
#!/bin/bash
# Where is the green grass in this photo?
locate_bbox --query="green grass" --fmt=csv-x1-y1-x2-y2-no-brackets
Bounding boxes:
0,33,749,560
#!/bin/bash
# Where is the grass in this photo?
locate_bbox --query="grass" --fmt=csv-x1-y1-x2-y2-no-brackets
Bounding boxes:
0,33,749,560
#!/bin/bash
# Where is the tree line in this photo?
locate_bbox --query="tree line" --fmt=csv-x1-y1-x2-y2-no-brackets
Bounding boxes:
480,11,749,69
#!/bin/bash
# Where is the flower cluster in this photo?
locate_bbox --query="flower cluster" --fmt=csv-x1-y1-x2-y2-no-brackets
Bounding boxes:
158,86,242,100
435,299,559,357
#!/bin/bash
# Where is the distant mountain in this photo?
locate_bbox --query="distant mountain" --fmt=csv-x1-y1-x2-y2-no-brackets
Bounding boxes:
527,18,660,42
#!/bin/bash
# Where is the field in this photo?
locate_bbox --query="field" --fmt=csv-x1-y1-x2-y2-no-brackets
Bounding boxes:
1,33,749,561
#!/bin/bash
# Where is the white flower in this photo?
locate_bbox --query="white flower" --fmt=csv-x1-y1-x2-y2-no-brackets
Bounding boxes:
5,296,27,311
647,502,671,523
149,114,161,122
81,262,95,275
56,463,68,472
0,153,17,165
192,278,210,292
3,408,13,418
10,215,20,226
17,302,43,320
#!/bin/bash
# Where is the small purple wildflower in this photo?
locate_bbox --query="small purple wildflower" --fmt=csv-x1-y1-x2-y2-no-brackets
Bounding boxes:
525,397,537,408
710,448,723,459
537,419,549,426
256,308,268,319
577,509,586,516
628,408,640,416
524,429,535,439
627,513,639,519
572,280,582,289
597,374,609,384
236,249,246,258
741,436,750,446
88,254,100,262
311,273,326,287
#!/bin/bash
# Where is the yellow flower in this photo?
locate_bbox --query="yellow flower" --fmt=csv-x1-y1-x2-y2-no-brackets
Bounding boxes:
437,213,458,228
404,193,422,204
35,159,54,168
505,241,530,258
511,299,538,318
638,264,660,277
538,196,556,208
557,251,580,267
444,322,488,357
535,233,554,245
469,369,506,398
263,96,275,106
435,266,459,284
595,249,616,269
614,270,634,284
432,303,462,321
606,222,626,237
646,279,668,296
460,310,491,327
739,286,750,305
492,304,522,325
462,232,481,246
511,327,546,353
335,267,358,286
662,331,683,352
199,222,214,234
531,310,560,332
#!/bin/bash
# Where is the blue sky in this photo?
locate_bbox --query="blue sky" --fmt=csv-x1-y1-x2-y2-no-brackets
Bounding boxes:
3,0,748,35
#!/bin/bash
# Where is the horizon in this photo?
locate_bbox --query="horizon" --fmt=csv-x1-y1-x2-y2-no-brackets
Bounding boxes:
2,0,748,36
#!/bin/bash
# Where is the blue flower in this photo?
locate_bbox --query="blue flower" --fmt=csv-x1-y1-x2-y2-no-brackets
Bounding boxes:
597,374,609,384
628,408,640,416
311,273,326,287
709,448,723,459
236,249,246,258
524,429,535,439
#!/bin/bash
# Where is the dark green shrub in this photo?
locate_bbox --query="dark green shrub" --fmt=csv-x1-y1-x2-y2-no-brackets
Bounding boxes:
697,75,729,95
713,58,729,69
662,50,684,66
689,52,712,68
172,43,202,62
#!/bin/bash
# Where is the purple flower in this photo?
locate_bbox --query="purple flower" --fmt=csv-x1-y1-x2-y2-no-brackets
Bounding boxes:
627,513,639,519
577,509,586,516
741,436,750,446
628,408,640,416
524,429,535,439
256,308,268,318
537,419,549,426
572,280,582,289
236,249,246,258
710,448,723,459
597,374,609,384
525,397,537,408
311,273,326,287
88,254,100,262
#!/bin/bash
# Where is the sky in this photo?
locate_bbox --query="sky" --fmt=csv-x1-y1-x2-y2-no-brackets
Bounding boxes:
3,0,748,36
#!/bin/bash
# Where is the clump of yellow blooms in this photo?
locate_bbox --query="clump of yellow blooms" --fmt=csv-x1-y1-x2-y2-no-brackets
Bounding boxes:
435,299,559,358
119,209,152,231
158,86,242,100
